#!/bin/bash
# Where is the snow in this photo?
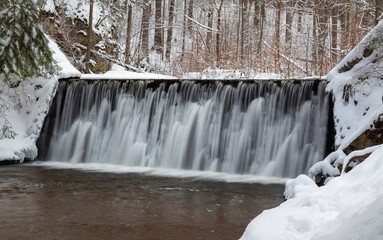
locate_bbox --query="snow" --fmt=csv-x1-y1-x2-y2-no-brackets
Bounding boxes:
47,36,81,79
81,64,176,80
327,21,383,147
241,21,383,240
44,0,113,36
307,150,344,181
284,174,318,200
241,145,383,240
182,69,283,80
0,37,80,162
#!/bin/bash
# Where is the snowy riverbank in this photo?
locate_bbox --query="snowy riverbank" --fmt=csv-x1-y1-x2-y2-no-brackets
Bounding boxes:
241,20,383,240
0,38,80,162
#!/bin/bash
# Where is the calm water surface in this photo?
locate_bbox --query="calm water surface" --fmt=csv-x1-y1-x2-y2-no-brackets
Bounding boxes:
0,165,284,240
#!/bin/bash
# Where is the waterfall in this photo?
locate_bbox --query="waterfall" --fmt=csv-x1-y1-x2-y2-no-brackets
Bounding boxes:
38,80,329,178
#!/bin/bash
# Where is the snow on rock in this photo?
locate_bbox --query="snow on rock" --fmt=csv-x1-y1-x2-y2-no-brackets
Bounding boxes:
284,174,318,200
48,36,81,79
307,150,344,185
44,0,115,39
327,21,383,147
241,145,383,240
0,38,80,162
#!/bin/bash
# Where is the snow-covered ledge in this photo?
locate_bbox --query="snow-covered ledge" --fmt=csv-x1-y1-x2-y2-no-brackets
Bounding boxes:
0,37,80,162
80,64,176,80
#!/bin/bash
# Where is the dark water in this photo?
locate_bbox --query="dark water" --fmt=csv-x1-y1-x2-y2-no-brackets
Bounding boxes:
0,165,284,240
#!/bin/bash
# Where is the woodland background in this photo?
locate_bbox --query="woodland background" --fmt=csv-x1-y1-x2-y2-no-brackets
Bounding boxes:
40,0,381,78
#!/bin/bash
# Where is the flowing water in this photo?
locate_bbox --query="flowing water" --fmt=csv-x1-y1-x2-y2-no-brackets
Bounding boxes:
14,79,331,239
0,164,284,240
38,80,329,178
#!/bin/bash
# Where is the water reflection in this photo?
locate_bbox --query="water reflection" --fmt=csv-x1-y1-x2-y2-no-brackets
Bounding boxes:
0,165,284,240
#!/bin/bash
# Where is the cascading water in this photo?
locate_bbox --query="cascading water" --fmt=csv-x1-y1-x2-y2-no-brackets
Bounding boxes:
38,80,329,178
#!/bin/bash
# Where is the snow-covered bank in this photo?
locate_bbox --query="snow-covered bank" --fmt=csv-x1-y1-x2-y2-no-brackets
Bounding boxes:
241,20,383,240
241,145,383,240
327,21,383,147
0,38,80,162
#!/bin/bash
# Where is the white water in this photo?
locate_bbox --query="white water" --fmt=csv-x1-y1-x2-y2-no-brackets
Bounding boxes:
42,80,329,178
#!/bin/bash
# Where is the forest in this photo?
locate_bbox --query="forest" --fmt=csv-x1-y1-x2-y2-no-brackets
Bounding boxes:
40,0,381,78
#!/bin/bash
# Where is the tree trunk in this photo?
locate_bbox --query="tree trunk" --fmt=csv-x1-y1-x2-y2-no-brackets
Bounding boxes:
285,0,293,77
376,0,380,26
187,0,194,33
253,0,259,28
216,0,223,67
274,0,281,73
285,0,293,46
206,8,213,53
141,2,151,62
297,1,303,33
125,2,133,65
240,0,244,64
331,4,338,65
85,0,94,73
312,4,318,75
181,0,187,61
317,1,329,76
154,0,163,54
339,4,347,59
165,0,176,61
257,0,265,55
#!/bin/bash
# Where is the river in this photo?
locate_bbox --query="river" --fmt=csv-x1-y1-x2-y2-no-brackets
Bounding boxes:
0,164,284,240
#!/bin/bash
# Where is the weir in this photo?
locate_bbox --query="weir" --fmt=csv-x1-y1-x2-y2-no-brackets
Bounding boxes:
37,79,330,178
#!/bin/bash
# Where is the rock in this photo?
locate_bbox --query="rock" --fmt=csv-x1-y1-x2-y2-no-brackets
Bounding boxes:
344,114,383,155
41,10,115,74
344,153,371,173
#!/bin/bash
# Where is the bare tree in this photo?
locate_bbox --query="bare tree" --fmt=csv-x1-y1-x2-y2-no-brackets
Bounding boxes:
165,0,176,61
125,0,133,65
216,0,224,67
85,0,94,73
274,0,282,73
331,3,338,65
375,0,381,25
141,1,151,63
154,0,163,54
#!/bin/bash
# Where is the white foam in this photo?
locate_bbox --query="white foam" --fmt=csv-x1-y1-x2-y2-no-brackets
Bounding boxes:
30,161,287,185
